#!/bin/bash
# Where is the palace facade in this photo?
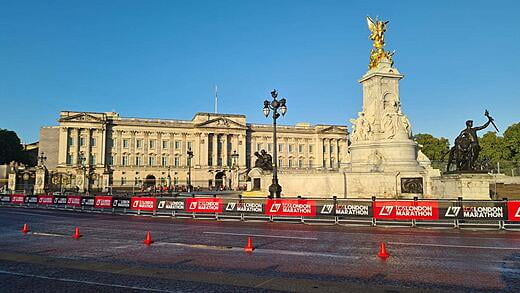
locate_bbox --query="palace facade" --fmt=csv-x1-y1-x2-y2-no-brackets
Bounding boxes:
38,111,348,192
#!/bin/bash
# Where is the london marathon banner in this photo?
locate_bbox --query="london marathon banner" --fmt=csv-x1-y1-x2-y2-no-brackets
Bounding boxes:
24,196,38,204
10,194,25,204
131,197,157,212
112,198,131,209
53,196,68,205
222,199,264,215
316,200,372,218
185,197,223,213
156,197,186,211
66,195,82,207
265,199,317,217
0,195,11,202
460,201,506,220
507,201,520,221
373,200,439,220
37,195,54,205
81,197,95,207
94,196,113,208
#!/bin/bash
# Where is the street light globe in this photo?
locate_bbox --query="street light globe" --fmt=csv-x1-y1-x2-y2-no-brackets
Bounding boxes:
263,106,270,117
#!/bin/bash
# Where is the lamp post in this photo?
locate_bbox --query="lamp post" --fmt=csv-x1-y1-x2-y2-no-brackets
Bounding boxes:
167,166,171,192
38,152,47,167
187,148,194,192
263,89,287,198
231,150,239,190
78,151,87,193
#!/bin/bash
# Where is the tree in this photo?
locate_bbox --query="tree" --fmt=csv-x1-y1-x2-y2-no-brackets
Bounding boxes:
0,129,23,165
504,123,520,162
413,133,450,161
479,131,511,162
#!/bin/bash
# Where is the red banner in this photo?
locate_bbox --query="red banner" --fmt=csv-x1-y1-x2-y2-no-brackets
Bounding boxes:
37,195,54,205
131,197,157,211
373,201,439,220
66,195,82,207
185,198,222,213
10,194,25,204
265,199,317,217
94,196,113,208
507,201,520,221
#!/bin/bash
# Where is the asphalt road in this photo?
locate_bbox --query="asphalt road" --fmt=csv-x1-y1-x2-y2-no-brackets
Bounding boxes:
0,206,519,292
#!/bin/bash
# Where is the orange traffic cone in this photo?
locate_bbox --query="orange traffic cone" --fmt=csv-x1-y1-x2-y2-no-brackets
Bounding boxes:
22,224,30,234
143,231,153,245
377,242,389,260
72,227,82,239
244,236,254,253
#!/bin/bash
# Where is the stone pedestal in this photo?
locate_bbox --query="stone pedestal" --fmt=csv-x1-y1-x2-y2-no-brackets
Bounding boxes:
8,173,16,192
429,173,493,200
344,59,441,199
34,168,46,194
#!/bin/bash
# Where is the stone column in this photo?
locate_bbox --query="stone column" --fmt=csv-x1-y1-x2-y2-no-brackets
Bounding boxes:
58,127,68,165
193,132,201,167
100,126,107,167
223,134,228,167
316,136,324,169
239,134,246,168
85,128,91,167
200,133,208,167
73,128,80,165
212,133,218,167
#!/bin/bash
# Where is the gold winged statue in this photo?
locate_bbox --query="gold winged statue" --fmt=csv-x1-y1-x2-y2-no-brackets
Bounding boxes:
366,16,394,69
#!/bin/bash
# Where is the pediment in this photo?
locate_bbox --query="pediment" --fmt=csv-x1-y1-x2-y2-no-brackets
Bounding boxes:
319,126,347,134
195,117,246,129
59,113,104,123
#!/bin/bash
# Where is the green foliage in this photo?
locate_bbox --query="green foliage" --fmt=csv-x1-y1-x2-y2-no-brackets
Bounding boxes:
480,131,511,162
504,123,520,162
413,133,450,161
0,129,23,164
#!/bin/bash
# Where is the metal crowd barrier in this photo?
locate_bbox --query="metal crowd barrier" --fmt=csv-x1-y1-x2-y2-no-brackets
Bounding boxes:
1,194,520,230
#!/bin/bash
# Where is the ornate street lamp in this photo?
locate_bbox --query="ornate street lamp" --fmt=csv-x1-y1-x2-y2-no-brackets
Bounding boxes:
38,152,47,167
263,89,287,198
231,150,239,190
187,148,194,192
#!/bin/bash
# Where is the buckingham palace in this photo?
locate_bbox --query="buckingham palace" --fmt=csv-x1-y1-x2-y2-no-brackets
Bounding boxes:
37,111,349,193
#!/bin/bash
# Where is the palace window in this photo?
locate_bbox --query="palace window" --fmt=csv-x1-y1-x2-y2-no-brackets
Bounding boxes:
123,139,129,149
298,159,304,168
309,144,314,153
175,140,181,150
90,154,96,165
162,140,168,149
91,137,96,147
121,177,126,186
309,159,314,168
289,144,294,153
267,143,272,152
162,156,168,167
174,157,180,167
122,155,129,166
66,154,73,165
278,144,283,152
135,156,142,166
108,155,113,165
79,137,85,147
136,139,142,149
288,159,293,168
298,144,304,153
67,136,74,146
187,141,193,151
148,156,155,166
149,140,156,149
278,159,283,168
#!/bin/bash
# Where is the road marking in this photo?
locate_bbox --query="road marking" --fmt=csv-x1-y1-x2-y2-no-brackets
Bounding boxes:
203,231,318,240
0,270,173,292
389,242,519,250
31,232,65,237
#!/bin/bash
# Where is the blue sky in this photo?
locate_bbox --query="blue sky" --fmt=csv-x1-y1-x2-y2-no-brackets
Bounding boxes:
1,0,518,143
